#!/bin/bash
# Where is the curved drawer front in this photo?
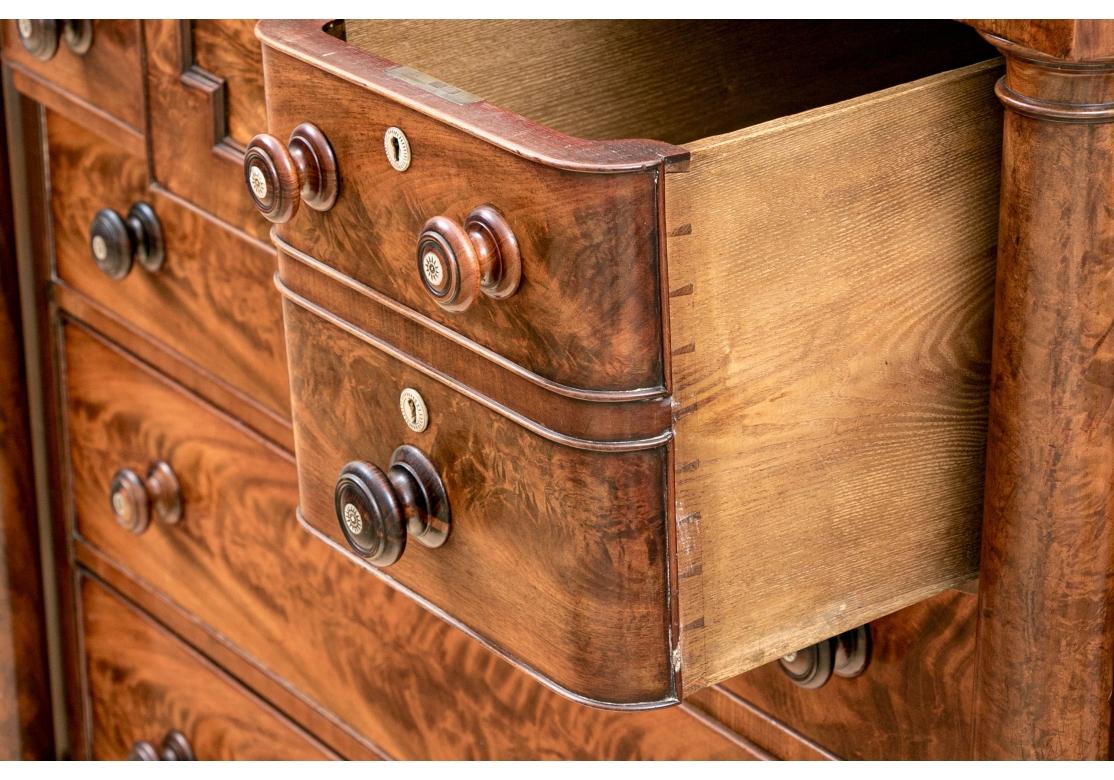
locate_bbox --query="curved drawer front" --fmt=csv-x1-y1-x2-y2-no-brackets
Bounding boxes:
257,31,670,395
282,297,675,706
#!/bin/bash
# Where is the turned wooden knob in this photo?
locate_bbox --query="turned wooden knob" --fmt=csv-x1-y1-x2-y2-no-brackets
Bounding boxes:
128,731,194,761
416,205,521,312
778,624,871,689
89,202,164,280
109,461,182,535
244,123,338,224
334,446,450,567
17,20,93,60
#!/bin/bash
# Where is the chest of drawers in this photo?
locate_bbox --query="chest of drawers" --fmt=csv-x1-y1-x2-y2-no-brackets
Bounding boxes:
1,18,1113,761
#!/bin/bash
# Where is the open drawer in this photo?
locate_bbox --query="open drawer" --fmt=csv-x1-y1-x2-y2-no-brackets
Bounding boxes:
255,20,1003,708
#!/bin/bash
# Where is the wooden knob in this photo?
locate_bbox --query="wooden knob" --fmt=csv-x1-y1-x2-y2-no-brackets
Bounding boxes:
109,461,182,535
159,730,194,761
89,202,164,280
244,123,338,224
127,731,194,761
778,624,871,689
128,740,159,761
417,205,521,312
17,20,59,60
16,20,93,59
334,446,450,567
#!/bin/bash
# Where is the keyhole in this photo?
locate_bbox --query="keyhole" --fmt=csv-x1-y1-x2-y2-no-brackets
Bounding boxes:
390,135,401,162
407,398,417,424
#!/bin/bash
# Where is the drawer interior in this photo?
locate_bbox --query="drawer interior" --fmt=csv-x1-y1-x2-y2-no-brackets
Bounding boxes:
336,20,994,144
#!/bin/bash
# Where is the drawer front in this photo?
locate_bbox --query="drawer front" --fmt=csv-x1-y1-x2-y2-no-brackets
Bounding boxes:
80,576,333,760
47,109,290,419
258,37,667,394
3,20,143,130
62,321,747,758
282,298,673,706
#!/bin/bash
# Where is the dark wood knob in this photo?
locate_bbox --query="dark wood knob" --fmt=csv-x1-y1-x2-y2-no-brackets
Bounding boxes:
17,20,59,60
128,731,194,761
89,202,164,280
334,445,450,567
417,205,521,312
159,730,194,761
17,20,93,60
244,123,338,224
128,740,159,761
109,461,182,535
778,624,871,689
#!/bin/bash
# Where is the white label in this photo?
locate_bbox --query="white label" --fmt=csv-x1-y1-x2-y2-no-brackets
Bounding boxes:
422,251,444,287
342,503,363,536
91,234,108,261
248,165,268,200
399,387,429,433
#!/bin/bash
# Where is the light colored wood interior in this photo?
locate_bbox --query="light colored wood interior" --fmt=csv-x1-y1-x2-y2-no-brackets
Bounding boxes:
666,60,1003,690
341,20,993,143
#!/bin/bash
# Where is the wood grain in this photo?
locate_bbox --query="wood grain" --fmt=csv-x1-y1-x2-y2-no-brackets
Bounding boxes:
61,320,753,757
262,45,666,393
191,20,266,147
722,590,978,759
284,301,673,705
80,576,336,760
343,20,993,145
666,60,1003,689
144,20,270,239
46,109,291,419
972,32,1114,759
1,20,144,130
970,19,1114,61
0,95,52,759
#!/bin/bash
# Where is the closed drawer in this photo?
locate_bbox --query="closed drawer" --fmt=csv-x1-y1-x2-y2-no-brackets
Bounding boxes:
80,575,334,760
3,20,143,130
262,20,1002,706
62,319,757,758
46,109,290,420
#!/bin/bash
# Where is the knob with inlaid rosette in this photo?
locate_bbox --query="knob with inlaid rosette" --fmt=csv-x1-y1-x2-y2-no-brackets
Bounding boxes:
88,202,164,280
334,446,450,567
17,20,94,60
417,205,521,312
108,461,182,535
778,624,871,689
244,123,338,224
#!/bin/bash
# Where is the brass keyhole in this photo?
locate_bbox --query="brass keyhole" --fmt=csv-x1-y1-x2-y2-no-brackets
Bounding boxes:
384,127,411,172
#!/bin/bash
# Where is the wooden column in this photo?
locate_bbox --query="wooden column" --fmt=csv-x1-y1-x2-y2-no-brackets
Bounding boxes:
970,21,1114,759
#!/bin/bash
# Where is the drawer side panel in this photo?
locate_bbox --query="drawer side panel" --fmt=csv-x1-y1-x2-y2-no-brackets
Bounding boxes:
666,61,1003,688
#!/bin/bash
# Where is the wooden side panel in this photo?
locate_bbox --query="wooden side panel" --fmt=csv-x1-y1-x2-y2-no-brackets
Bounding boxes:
46,109,290,419
80,577,335,760
1,20,144,130
0,93,52,759
62,322,747,758
667,61,1003,688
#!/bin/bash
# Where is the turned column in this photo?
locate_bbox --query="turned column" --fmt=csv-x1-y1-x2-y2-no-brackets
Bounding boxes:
971,22,1114,759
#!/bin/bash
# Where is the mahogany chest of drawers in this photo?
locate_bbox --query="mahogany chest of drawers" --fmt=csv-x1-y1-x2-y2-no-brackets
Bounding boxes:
1,18,1112,761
